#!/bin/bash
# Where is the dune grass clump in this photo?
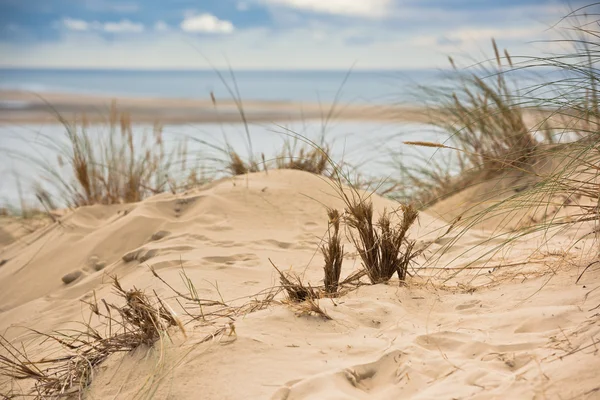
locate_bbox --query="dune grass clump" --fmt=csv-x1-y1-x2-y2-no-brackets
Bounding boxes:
322,208,344,294
0,276,183,399
192,128,335,178
504,20,600,260
220,139,334,177
401,6,600,279
196,67,335,178
271,261,319,302
433,40,538,171
392,40,545,208
275,138,331,175
226,148,262,175
24,102,195,208
344,195,419,284
269,260,332,319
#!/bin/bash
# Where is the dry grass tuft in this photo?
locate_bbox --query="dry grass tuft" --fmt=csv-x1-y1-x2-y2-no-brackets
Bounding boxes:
25,104,197,208
345,198,420,284
224,139,334,177
392,39,544,208
400,9,600,277
438,43,538,172
292,298,332,320
269,259,332,319
275,142,331,175
271,261,319,302
108,276,184,344
227,148,261,175
322,208,344,294
0,276,182,399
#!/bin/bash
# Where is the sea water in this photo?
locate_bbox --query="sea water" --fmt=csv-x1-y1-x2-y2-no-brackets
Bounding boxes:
0,68,440,104
0,119,454,207
1,66,555,207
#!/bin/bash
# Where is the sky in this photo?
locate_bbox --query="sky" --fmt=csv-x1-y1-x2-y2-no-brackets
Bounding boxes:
0,0,593,70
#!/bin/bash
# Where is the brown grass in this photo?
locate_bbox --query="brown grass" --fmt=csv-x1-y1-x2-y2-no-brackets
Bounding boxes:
269,259,336,319
391,39,545,208
30,102,196,208
322,208,344,294
403,11,600,279
275,141,331,175
0,276,183,399
227,148,261,175
224,140,334,177
440,40,538,171
343,194,420,283
271,260,320,302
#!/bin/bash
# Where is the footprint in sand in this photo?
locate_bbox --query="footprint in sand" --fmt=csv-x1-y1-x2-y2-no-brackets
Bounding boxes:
172,197,201,217
271,350,406,400
203,253,260,267
122,244,196,264
258,239,296,250
122,248,159,263
62,270,84,284
302,221,319,231
151,230,170,241
83,255,108,272
455,299,482,310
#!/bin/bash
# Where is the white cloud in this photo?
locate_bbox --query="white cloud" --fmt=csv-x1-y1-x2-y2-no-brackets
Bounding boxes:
11,4,568,71
237,2,250,11
413,25,560,54
180,13,235,34
0,27,557,70
62,18,89,32
154,21,170,32
0,27,438,70
260,0,392,17
103,20,144,33
449,27,548,42
61,18,144,33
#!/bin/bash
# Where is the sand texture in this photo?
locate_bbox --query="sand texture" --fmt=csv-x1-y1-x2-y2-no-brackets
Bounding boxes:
1,170,599,399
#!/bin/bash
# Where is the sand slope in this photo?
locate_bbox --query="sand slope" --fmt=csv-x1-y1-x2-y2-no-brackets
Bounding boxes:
0,170,598,399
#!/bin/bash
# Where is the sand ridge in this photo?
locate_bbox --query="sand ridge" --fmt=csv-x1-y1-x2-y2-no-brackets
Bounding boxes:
0,170,598,399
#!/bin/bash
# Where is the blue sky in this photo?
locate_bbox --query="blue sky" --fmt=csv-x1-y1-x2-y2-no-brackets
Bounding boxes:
0,0,591,69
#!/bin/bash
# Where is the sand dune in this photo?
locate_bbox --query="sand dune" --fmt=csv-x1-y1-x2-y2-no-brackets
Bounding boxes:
1,170,598,399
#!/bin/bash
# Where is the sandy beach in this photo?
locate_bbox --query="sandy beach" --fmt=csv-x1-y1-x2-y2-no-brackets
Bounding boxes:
0,90,429,124
2,1,600,398
1,169,598,399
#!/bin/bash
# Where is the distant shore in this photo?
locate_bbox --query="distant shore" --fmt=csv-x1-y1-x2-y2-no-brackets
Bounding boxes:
0,90,431,124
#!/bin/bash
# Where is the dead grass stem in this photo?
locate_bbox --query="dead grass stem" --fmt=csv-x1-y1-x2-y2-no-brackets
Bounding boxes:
322,208,344,294
0,276,182,399
344,197,420,284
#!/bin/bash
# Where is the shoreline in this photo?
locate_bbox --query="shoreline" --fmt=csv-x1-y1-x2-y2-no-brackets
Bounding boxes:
0,90,430,125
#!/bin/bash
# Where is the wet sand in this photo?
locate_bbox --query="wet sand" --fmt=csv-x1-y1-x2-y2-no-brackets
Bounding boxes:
0,90,429,124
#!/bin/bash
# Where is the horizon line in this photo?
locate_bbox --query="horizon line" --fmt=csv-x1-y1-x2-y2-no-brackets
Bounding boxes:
0,66,448,73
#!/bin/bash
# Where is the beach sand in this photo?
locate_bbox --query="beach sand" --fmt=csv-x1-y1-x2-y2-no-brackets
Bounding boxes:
0,90,428,124
1,169,598,399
